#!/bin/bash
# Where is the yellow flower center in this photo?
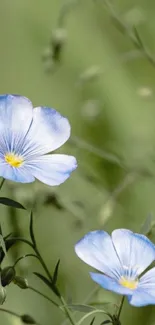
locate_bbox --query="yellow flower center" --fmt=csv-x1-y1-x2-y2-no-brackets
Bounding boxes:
119,276,138,290
5,153,24,168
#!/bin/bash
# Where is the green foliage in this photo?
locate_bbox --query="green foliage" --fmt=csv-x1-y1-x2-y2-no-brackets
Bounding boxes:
0,197,25,210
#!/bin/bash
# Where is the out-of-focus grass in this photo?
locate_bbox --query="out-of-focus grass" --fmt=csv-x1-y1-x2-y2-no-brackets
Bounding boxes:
0,0,155,324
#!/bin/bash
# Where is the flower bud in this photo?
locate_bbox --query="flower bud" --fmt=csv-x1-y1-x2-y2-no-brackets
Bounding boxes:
51,28,67,46
0,286,6,305
14,276,28,289
51,28,67,61
21,314,36,324
1,266,16,287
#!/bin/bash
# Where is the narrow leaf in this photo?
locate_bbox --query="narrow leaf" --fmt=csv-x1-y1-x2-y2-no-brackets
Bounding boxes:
0,197,25,210
133,27,143,48
0,238,18,263
6,237,34,248
4,232,13,240
90,317,95,325
34,272,60,297
0,224,3,236
100,321,111,325
90,302,111,307
0,237,34,263
52,259,60,285
0,235,7,257
67,304,96,313
29,212,36,247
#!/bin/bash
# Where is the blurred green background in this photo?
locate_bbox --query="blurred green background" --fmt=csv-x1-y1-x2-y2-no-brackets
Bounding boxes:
1,0,155,324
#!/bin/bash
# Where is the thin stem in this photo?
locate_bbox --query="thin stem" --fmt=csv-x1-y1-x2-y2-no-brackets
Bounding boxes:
103,0,155,68
77,309,112,325
33,246,76,325
6,234,76,324
0,178,5,190
117,296,125,320
0,308,41,325
0,308,21,318
7,237,34,248
60,296,77,325
28,285,60,308
34,246,53,281
61,285,99,325
13,253,39,267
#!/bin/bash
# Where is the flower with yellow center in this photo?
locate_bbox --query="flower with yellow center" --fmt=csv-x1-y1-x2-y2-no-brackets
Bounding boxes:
75,229,155,307
0,94,77,184
5,153,24,168
119,276,138,290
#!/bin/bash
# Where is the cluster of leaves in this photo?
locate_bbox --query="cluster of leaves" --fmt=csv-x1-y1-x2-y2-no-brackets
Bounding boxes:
0,194,124,325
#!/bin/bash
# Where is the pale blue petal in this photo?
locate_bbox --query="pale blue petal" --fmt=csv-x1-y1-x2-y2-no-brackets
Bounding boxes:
90,273,133,296
0,95,33,154
0,160,34,183
25,154,77,186
112,229,155,278
129,268,155,306
75,231,122,279
21,107,71,157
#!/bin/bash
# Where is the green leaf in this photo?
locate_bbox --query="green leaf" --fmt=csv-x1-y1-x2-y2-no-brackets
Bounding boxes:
67,304,96,313
90,302,111,307
0,235,7,257
0,224,3,236
0,197,25,209
90,317,95,325
29,212,36,247
34,272,60,297
101,321,112,325
0,286,6,305
0,237,17,263
52,259,60,285
6,237,34,248
0,237,34,263
4,232,13,240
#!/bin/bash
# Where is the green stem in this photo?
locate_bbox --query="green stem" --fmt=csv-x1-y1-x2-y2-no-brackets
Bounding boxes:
0,178,5,190
14,254,60,308
0,308,41,325
28,285,60,308
61,285,100,325
0,308,21,318
117,296,125,320
8,225,76,324
34,246,76,325
60,296,77,325
34,246,54,281
13,253,39,267
7,237,34,248
77,309,112,325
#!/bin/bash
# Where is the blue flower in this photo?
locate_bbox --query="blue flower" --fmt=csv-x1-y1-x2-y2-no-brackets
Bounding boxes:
0,94,77,185
75,229,155,307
